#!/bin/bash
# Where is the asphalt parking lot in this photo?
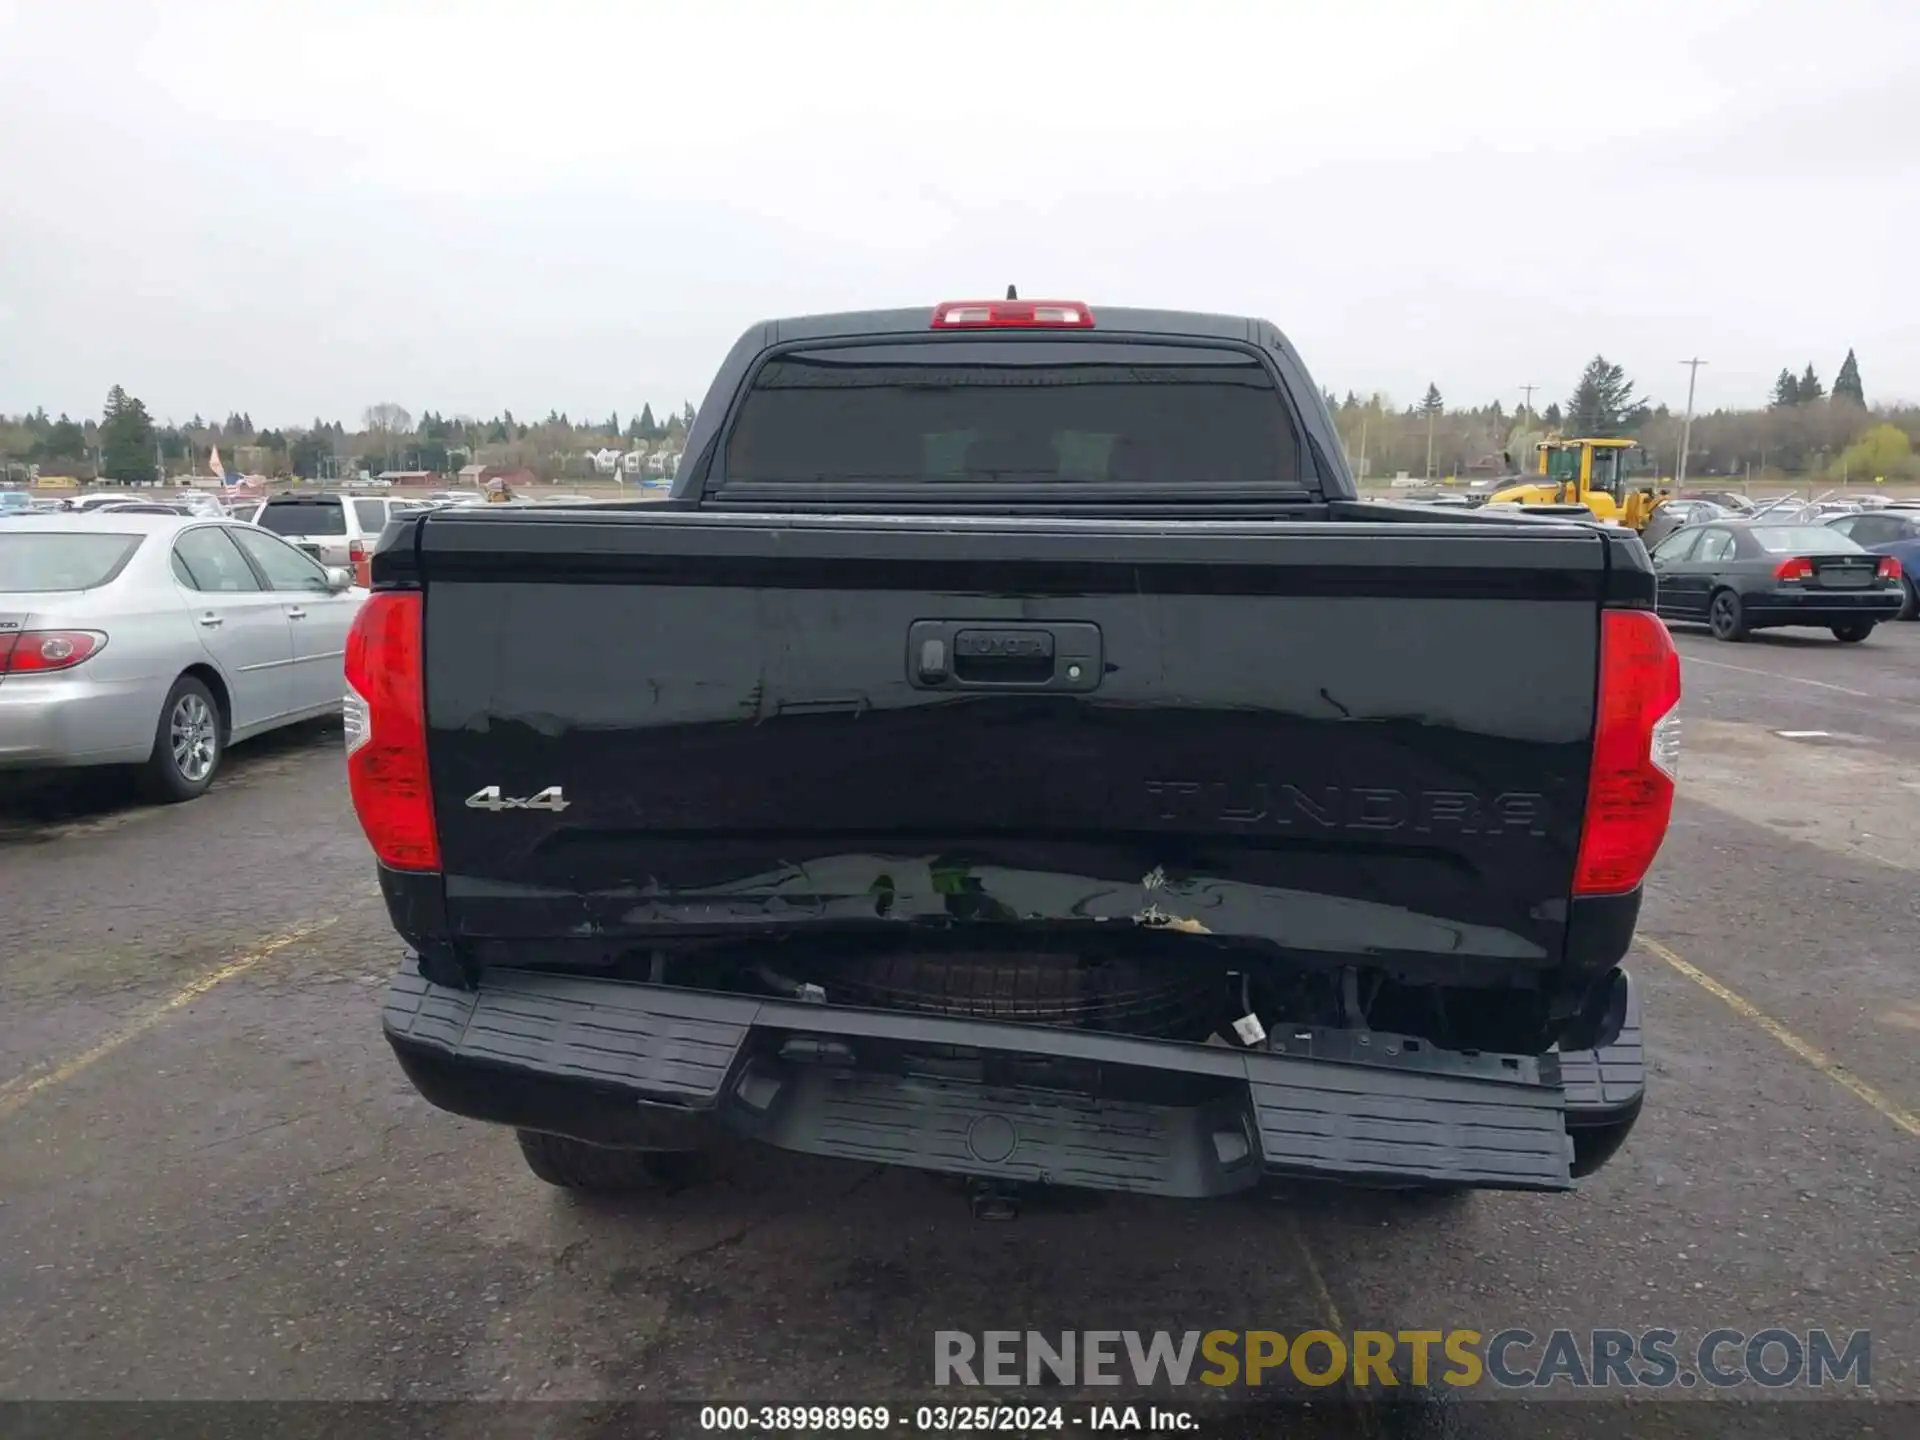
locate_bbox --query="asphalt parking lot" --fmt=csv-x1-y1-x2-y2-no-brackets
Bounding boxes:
2,623,1916,1435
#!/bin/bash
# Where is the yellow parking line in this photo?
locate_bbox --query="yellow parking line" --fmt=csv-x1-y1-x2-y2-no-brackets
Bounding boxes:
0,916,339,1122
1287,1215,1378,1438
1638,934,1920,1138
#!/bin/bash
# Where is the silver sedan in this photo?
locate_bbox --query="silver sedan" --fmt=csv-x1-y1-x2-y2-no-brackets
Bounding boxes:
0,513,366,801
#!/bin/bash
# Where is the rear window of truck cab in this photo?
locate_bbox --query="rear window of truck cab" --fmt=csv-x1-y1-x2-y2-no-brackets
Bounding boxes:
721,340,1302,488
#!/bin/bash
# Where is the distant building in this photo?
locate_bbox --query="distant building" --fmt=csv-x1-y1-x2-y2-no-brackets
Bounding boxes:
456,462,489,486
378,470,442,487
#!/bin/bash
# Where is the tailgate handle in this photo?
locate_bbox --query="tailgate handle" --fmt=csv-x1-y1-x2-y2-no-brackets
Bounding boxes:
908,621,1102,692
955,628,1053,682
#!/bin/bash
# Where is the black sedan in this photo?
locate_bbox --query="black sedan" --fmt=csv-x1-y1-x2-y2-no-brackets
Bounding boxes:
1648,521,1905,642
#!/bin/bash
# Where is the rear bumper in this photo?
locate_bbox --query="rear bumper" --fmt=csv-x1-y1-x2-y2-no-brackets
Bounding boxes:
1744,587,1903,624
383,960,1646,1195
0,674,161,769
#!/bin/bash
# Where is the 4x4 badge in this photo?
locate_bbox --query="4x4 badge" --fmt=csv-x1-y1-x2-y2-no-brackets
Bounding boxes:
465,785,569,813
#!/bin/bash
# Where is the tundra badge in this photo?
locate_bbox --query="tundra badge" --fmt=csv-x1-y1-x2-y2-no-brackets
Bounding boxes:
465,786,570,813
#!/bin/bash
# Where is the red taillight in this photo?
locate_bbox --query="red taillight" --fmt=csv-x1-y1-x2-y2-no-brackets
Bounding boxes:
342,592,440,871
1573,610,1682,897
931,299,1095,329
0,629,107,674
1773,556,1814,582
350,541,372,588
1877,556,1902,582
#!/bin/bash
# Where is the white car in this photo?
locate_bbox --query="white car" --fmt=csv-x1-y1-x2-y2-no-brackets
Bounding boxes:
174,491,230,518
246,493,427,586
62,492,145,513
0,513,366,800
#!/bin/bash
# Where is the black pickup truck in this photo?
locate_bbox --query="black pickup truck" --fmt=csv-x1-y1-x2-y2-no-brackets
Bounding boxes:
353,298,1678,1208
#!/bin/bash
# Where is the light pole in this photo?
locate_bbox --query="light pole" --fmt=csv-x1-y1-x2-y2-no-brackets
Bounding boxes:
1677,357,1707,489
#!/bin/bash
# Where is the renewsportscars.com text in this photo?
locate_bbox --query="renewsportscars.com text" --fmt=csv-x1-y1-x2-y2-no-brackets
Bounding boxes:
933,1329,1871,1390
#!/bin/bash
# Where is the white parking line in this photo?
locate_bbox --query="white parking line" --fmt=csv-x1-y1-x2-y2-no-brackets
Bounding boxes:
1680,654,1919,707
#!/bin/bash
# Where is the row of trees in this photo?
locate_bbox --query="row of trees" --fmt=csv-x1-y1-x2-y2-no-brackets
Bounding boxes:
1,395,702,484
1770,350,1865,410
1327,349,1915,483
3,351,1911,486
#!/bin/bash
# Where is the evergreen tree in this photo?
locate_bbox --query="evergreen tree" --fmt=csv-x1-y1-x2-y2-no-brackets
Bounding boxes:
1419,383,1443,416
43,414,86,459
1542,402,1563,429
1770,368,1800,409
1798,364,1824,404
100,385,157,484
1566,357,1642,436
289,431,330,479
682,401,697,430
637,403,658,439
1833,349,1865,407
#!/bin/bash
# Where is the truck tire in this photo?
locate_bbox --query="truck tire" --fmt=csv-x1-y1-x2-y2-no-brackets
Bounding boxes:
1707,589,1748,642
514,1130,691,1193
137,675,224,803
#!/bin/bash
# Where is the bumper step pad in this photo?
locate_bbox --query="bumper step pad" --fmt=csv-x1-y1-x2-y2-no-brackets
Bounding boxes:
1557,969,1646,1123
382,959,1655,1194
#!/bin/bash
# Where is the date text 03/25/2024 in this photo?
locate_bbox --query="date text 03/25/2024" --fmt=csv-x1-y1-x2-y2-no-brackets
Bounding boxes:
697,1405,1196,1432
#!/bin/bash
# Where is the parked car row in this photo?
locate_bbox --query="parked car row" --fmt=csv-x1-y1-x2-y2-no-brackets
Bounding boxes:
1648,520,1905,641
1,489,257,520
1378,490,1915,640
1642,493,1920,633
1,513,366,800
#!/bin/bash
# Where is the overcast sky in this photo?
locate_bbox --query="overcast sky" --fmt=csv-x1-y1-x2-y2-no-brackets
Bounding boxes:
3,0,1916,428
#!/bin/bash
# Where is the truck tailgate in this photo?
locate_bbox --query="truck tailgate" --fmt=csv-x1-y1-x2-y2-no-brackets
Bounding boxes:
413,510,1609,974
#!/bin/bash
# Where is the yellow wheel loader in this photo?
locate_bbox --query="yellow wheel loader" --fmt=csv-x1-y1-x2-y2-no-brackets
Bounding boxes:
1485,438,1668,531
